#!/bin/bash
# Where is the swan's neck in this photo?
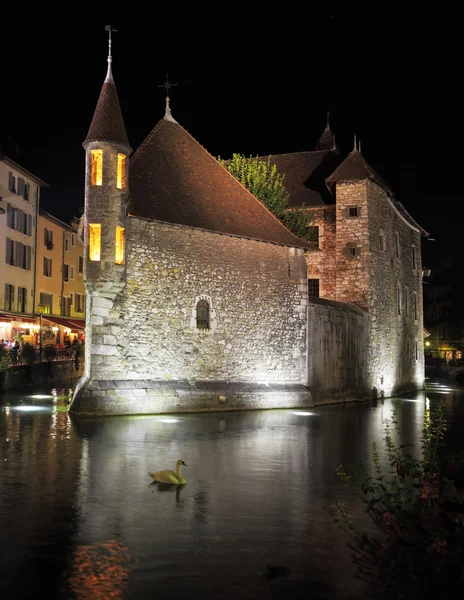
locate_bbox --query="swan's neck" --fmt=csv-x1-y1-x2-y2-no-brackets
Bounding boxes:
176,463,185,483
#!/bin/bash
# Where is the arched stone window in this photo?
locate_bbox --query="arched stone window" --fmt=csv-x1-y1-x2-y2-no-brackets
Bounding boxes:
196,299,210,330
190,295,217,333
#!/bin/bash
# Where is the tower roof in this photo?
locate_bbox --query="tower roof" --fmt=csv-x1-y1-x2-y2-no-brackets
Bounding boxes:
83,58,131,151
326,148,394,193
326,149,429,236
128,116,313,249
315,112,339,152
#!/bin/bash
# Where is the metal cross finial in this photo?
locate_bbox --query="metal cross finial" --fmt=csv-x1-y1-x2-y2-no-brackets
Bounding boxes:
105,24,117,58
159,74,177,97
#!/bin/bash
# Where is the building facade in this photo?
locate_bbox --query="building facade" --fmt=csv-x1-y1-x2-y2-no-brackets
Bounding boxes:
0,153,44,345
0,152,85,349
70,53,428,417
36,212,86,346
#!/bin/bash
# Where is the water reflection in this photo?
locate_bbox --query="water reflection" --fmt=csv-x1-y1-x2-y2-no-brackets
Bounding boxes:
0,383,463,599
68,540,133,599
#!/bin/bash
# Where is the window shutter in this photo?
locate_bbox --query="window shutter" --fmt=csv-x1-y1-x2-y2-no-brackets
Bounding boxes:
27,246,32,270
7,204,13,228
6,238,13,264
8,172,14,191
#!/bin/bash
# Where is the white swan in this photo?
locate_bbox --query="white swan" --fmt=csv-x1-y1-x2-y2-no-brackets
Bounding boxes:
148,459,187,484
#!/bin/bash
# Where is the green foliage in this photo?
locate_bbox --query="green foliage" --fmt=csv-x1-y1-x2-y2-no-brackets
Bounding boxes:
0,346,10,373
219,154,316,242
20,342,37,365
332,401,464,599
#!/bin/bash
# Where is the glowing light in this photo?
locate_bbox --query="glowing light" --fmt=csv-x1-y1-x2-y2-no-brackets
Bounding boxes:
29,394,54,400
399,398,422,403
115,226,125,265
117,153,126,190
292,411,317,416
89,224,101,261
90,149,103,186
159,418,179,423
12,406,51,412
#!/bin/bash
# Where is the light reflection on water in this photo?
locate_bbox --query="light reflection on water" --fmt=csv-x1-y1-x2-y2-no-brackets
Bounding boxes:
1,384,463,599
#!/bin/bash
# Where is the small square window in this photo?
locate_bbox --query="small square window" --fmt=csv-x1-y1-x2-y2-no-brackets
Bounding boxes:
348,206,359,217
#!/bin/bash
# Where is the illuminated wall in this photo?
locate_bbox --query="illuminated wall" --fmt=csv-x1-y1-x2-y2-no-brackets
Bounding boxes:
332,179,425,396
86,218,308,383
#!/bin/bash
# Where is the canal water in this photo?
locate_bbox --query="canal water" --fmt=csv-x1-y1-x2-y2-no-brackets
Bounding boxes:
0,381,462,599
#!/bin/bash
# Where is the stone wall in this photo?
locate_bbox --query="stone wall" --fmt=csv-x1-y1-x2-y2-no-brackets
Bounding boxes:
305,206,337,299
307,298,370,403
71,219,312,415
2,359,83,391
334,180,425,396
365,180,425,395
334,182,370,307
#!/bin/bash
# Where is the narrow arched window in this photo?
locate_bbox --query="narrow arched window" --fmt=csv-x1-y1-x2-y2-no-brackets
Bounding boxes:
196,299,210,330
117,153,126,190
90,150,103,186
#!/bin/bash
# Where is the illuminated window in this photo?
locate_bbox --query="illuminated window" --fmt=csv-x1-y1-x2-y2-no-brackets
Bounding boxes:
196,299,210,330
91,150,103,186
115,226,125,264
89,224,101,261
117,154,126,190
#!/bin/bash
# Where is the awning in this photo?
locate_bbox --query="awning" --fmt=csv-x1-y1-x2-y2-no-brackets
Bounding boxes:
42,316,85,332
424,328,431,338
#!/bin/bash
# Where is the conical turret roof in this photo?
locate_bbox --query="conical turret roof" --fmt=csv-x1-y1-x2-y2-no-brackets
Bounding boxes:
83,59,131,151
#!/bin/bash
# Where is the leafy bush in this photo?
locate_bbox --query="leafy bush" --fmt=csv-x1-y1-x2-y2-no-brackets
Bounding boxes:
218,153,316,242
332,401,464,599
20,343,37,365
0,345,10,373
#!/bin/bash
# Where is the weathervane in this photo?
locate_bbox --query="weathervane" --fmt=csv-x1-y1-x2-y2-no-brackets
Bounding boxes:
105,23,117,58
159,74,178,122
158,74,177,97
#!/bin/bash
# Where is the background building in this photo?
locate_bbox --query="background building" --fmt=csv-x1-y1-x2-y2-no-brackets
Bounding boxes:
0,152,45,345
0,152,85,350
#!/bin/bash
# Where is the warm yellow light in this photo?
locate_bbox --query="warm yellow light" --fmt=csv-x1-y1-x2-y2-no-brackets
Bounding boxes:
425,341,431,347
117,153,126,190
115,226,125,264
89,224,101,261
91,150,103,186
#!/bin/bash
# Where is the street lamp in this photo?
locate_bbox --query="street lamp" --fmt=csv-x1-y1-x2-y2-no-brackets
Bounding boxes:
37,302,45,361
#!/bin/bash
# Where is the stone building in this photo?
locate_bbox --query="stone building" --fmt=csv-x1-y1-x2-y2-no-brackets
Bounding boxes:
265,121,429,398
70,52,428,417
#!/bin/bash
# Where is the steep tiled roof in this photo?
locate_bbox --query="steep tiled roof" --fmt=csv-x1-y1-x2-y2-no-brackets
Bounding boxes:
316,125,339,152
326,150,429,236
83,62,131,150
128,119,312,249
262,151,342,208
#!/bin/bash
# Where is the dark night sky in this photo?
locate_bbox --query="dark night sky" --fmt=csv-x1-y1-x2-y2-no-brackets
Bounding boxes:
1,12,461,272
